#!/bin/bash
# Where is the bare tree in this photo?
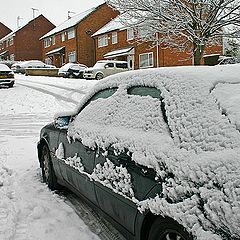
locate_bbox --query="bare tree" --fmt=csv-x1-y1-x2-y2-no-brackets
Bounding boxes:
107,0,240,65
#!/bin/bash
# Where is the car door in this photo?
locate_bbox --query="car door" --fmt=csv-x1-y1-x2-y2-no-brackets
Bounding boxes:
94,86,166,234
56,87,118,205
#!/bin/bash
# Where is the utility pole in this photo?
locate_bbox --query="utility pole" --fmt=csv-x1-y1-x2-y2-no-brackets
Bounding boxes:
68,11,75,19
17,16,23,29
31,8,39,29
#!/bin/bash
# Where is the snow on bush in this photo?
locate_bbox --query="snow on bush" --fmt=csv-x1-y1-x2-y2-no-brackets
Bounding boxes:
66,65,240,239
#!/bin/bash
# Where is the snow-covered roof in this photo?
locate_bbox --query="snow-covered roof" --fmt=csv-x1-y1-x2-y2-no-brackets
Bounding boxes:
0,15,45,42
92,14,125,37
103,47,134,58
41,3,105,40
66,64,240,240
46,46,65,55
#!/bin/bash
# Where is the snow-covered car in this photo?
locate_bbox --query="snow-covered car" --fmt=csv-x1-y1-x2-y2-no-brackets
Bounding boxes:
58,63,87,78
11,60,55,74
0,63,15,88
83,60,129,80
37,65,240,240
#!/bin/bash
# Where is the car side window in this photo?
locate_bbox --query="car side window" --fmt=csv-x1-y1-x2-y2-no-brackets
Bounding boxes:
105,63,114,68
127,86,168,125
79,88,118,112
116,63,128,69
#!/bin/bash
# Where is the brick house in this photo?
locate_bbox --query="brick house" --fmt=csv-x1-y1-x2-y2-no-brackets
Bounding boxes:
0,15,55,61
40,3,118,68
0,23,11,40
92,15,222,69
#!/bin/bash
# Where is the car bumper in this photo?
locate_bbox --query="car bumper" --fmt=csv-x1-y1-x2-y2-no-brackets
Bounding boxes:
0,79,14,85
83,73,95,79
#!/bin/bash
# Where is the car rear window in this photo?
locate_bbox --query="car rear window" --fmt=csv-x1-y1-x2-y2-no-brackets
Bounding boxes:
127,86,162,99
116,63,128,69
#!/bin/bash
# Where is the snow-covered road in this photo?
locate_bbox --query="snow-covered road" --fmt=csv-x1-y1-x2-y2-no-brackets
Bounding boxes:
0,75,124,240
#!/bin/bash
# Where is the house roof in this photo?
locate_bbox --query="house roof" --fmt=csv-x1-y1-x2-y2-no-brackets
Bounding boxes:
46,46,65,55
0,14,50,43
92,14,125,37
41,2,105,40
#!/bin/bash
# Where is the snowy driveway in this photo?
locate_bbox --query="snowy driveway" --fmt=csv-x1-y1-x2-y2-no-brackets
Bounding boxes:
0,75,123,240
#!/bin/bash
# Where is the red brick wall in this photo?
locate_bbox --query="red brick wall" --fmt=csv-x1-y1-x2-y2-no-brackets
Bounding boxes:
0,23,11,39
76,3,119,67
94,29,222,68
13,15,55,61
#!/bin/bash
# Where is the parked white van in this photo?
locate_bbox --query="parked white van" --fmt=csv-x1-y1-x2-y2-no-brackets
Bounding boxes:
83,60,129,80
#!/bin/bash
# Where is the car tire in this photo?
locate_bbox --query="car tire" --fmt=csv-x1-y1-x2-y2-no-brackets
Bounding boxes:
95,73,104,80
41,145,60,190
8,82,14,88
148,217,192,240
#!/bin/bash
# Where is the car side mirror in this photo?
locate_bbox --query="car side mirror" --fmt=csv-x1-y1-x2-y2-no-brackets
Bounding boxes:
54,116,71,129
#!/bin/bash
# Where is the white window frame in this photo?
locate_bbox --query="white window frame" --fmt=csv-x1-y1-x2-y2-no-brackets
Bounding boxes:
44,38,51,48
61,32,65,42
98,35,108,48
139,52,154,69
127,28,134,40
68,51,76,63
9,37,13,46
52,35,56,45
112,32,118,44
67,28,75,40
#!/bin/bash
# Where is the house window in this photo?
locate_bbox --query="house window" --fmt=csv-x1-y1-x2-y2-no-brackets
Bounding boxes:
61,33,65,42
139,52,153,68
112,32,117,44
44,38,51,48
52,35,56,45
68,29,75,40
127,28,134,40
6,40,8,47
98,35,108,48
9,38,13,46
68,51,76,63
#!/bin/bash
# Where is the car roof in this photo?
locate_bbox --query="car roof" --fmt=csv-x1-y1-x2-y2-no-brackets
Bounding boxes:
0,63,11,71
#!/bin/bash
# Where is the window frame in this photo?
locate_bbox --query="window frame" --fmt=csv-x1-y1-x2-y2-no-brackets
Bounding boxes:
98,35,108,48
139,52,154,69
112,32,118,44
61,32,65,42
127,28,134,41
67,28,75,40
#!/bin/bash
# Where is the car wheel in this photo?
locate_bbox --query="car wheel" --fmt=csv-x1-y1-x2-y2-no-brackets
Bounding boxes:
8,82,14,88
95,73,104,80
148,217,192,240
41,145,60,190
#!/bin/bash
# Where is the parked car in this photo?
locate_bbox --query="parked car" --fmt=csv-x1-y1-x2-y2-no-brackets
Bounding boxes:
58,63,87,78
83,60,129,80
11,60,55,74
0,63,15,88
37,65,240,240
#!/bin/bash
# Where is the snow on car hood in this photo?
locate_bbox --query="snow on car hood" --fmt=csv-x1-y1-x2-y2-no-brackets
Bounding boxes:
68,65,240,239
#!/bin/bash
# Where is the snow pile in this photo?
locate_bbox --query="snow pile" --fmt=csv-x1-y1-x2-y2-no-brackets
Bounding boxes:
66,65,240,239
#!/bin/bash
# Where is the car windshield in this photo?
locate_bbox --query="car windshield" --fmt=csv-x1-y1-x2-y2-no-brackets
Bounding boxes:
93,62,107,68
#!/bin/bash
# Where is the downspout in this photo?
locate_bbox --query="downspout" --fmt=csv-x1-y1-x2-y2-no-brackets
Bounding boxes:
156,32,159,67
75,26,79,63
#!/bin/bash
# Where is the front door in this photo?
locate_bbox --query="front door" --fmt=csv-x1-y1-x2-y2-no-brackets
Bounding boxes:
127,55,134,70
57,129,97,205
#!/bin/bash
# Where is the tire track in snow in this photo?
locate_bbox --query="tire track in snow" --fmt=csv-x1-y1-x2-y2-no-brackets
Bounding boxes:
17,79,87,94
17,83,79,105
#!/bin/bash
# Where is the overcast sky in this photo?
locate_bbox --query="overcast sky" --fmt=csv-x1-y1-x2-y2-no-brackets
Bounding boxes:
1,0,105,30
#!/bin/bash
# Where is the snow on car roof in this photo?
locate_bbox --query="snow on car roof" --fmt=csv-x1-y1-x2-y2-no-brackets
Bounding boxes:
0,63,11,71
67,64,240,239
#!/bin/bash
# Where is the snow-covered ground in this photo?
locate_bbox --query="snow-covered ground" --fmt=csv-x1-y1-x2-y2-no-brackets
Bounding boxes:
0,75,104,240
